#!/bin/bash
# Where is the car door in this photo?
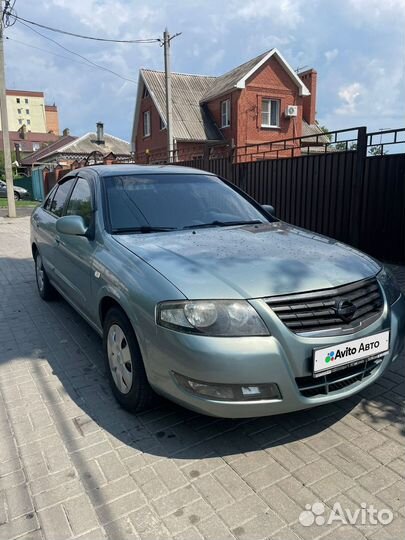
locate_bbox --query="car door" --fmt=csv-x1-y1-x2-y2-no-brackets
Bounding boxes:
53,175,96,317
33,177,77,281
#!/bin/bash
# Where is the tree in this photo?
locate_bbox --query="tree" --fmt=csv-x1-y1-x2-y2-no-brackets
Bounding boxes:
368,145,387,156
318,125,332,141
0,150,17,180
334,141,357,152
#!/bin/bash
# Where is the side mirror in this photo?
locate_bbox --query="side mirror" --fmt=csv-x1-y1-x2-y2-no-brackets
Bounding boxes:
262,204,276,216
56,215,88,236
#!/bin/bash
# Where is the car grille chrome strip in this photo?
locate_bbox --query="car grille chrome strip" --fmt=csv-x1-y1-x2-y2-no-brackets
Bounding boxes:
295,357,382,397
265,278,383,334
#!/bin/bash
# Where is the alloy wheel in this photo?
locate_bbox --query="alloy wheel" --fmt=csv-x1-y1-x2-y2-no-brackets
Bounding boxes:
107,324,133,394
35,254,45,292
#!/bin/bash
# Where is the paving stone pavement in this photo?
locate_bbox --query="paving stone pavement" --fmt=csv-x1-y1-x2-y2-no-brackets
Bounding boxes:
0,215,404,540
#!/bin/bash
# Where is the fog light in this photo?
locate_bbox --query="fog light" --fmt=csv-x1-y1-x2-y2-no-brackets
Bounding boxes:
173,372,281,401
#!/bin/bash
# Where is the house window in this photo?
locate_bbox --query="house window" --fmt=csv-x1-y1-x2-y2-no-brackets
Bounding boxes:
17,108,22,114
261,99,280,128
33,143,40,151
143,110,151,137
221,99,231,128
25,98,29,104
159,117,166,130
16,98,20,104
142,86,150,98
26,109,30,115
27,119,31,125
18,119,22,125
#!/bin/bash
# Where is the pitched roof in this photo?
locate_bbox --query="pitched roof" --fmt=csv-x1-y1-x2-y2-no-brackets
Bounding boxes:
132,49,311,145
138,70,222,141
201,49,310,102
55,132,131,155
302,121,330,144
22,132,131,166
21,135,77,165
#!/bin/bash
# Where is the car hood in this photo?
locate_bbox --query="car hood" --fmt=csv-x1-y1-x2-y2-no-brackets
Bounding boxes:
114,222,381,299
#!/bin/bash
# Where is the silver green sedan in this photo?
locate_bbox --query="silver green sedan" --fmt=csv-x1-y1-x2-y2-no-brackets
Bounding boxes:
30,165,405,417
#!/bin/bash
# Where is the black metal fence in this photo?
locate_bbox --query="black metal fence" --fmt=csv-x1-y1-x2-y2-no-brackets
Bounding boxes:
177,127,405,264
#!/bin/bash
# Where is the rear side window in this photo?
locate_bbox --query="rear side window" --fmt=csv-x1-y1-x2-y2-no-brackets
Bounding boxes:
66,178,93,227
43,185,57,211
49,178,75,217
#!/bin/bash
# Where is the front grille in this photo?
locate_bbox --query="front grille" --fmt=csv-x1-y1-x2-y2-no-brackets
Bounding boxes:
296,357,382,397
265,278,383,335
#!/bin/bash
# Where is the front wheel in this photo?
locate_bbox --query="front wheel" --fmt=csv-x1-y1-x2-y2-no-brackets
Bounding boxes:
34,251,55,300
14,192,20,201
103,307,155,412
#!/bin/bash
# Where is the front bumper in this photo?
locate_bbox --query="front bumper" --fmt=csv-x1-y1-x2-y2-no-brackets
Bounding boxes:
144,293,405,418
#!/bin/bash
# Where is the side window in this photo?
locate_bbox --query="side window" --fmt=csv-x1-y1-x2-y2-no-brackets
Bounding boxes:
43,186,57,211
66,178,93,227
50,178,76,217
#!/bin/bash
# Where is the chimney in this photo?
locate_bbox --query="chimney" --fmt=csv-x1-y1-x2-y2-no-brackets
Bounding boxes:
18,124,27,140
14,143,21,163
96,122,105,144
63,128,70,136
299,69,317,125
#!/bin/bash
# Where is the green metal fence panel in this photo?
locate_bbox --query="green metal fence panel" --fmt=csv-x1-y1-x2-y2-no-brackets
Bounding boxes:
13,177,33,199
32,169,45,201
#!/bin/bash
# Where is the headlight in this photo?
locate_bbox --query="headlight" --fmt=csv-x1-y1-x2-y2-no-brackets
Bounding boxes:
157,300,269,336
378,268,401,305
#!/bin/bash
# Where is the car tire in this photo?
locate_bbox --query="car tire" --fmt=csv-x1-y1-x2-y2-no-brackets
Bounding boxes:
14,192,20,201
34,250,55,301
103,307,156,413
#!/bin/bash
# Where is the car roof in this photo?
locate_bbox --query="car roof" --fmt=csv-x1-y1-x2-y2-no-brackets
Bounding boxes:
85,164,213,177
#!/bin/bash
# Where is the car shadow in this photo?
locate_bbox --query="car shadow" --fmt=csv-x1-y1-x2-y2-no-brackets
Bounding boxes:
1,256,403,464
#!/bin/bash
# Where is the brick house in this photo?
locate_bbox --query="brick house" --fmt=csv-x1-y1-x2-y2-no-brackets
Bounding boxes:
21,123,132,173
132,48,322,163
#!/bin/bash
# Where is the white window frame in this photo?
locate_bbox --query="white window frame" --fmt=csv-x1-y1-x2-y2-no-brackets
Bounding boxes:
143,110,151,137
261,98,280,128
221,99,231,128
159,116,166,131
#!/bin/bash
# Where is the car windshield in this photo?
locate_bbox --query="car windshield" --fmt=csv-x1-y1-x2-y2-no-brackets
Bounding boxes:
105,173,272,232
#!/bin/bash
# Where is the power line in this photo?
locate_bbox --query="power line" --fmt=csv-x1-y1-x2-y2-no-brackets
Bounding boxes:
15,19,138,84
6,12,160,43
6,35,138,83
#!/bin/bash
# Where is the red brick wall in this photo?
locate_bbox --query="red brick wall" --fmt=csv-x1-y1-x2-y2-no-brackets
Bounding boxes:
205,91,239,145
135,94,167,162
236,56,303,151
299,69,317,125
135,55,312,164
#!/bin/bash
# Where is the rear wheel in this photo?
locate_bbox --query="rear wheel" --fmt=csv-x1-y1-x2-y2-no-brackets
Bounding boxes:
14,192,20,201
34,251,54,300
103,307,155,412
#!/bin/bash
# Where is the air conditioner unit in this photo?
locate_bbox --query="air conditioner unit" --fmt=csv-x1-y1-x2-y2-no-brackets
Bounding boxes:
285,105,298,118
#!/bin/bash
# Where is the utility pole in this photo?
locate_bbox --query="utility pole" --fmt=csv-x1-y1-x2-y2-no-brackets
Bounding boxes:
163,29,174,162
0,0,16,217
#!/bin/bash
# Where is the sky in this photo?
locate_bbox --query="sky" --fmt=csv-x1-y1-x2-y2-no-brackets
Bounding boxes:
4,0,405,141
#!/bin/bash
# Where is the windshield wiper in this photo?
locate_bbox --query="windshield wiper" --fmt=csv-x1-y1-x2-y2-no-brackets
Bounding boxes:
112,226,177,234
183,220,264,230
